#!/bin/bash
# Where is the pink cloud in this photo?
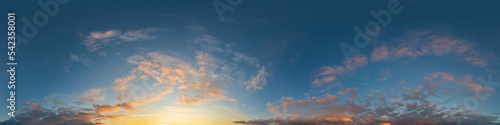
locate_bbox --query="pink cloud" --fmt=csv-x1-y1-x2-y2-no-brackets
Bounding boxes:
318,66,345,76
458,75,490,92
315,94,339,106
368,30,493,68
337,87,360,99
313,76,338,86
371,45,389,61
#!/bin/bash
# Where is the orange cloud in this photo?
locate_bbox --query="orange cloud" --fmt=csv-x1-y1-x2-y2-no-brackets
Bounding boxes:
313,76,338,86
75,88,106,105
94,102,138,114
113,75,137,91
315,94,339,106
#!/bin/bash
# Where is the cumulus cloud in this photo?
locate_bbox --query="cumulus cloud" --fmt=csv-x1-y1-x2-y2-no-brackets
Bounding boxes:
234,117,354,125
117,52,238,105
112,36,267,106
238,96,498,125
371,45,390,61
6,23,273,124
112,75,137,92
5,29,271,123
233,27,500,125
0,101,126,125
266,29,500,125
236,72,499,125
93,102,137,114
313,76,337,86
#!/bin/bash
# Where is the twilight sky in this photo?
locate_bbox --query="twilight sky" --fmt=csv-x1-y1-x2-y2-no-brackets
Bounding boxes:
1,0,500,125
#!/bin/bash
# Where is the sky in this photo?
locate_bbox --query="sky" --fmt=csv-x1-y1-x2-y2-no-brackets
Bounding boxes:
0,0,500,125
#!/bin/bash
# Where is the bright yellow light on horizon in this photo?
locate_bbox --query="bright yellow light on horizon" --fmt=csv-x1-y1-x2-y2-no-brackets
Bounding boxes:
103,104,246,125
341,118,353,122
325,117,353,123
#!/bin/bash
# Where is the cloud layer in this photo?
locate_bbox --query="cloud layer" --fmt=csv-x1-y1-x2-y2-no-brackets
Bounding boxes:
235,30,499,125
1,33,269,124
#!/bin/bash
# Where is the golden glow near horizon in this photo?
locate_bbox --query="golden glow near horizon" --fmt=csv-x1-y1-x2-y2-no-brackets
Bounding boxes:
103,104,245,125
341,118,353,122
4,1,500,124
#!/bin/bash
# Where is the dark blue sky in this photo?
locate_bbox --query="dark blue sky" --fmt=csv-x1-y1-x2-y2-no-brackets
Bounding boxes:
1,0,500,124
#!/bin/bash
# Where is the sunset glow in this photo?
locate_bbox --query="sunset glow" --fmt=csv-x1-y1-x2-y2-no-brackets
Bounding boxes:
1,0,499,125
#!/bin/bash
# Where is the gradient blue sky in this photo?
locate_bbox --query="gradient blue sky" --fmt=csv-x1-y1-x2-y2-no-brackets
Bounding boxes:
1,0,500,124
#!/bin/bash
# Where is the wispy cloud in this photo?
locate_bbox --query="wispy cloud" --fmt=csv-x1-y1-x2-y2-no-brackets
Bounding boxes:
370,30,495,68
67,54,90,66
312,54,367,87
82,28,169,51
64,54,91,73
74,88,107,105
187,34,270,90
